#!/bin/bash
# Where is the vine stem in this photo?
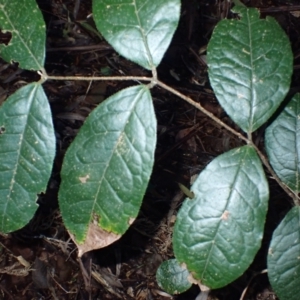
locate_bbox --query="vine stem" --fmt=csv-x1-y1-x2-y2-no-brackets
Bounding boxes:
44,74,153,82
156,80,248,143
156,79,299,205
43,71,299,204
254,145,299,205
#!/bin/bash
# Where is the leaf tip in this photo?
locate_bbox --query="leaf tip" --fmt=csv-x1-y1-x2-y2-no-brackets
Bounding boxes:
71,223,122,257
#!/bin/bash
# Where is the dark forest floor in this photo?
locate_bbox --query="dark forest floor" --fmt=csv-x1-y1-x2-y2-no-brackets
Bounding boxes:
0,0,300,299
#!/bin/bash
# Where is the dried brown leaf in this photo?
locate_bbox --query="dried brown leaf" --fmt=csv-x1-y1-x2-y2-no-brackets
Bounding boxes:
71,223,121,257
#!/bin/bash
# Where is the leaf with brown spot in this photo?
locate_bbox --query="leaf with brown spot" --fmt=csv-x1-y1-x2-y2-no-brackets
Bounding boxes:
173,145,269,289
72,223,121,257
59,85,156,244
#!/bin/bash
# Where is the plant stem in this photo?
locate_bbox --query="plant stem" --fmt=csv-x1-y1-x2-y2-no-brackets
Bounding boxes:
156,79,248,143
44,74,153,82
253,145,299,205
43,70,299,204
156,79,300,205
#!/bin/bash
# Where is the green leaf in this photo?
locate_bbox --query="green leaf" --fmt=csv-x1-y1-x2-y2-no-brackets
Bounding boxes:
173,145,269,289
156,259,192,295
207,6,293,133
0,83,55,232
0,0,46,70
59,85,157,244
92,0,181,70
265,93,300,193
268,206,300,300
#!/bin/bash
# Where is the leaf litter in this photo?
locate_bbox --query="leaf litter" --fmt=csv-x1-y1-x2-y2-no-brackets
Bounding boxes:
0,0,298,299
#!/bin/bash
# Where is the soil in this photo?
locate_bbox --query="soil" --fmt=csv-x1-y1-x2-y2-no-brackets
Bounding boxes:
0,0,299,299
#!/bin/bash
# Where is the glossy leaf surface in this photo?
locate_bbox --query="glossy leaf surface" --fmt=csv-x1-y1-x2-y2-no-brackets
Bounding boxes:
268,206,300,300
173,146,269,289
0,83,55,232
265,93,300,193
92,0,181,70
207,6,293,133
156,259,192,295
59,85,156,245
0,0,46,70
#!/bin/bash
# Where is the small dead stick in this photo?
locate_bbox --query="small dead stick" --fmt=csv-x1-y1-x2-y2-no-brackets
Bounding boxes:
240,269,268,300
259,5,300,13
78,256,92,298
0,240,31,269
47,44,112,52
